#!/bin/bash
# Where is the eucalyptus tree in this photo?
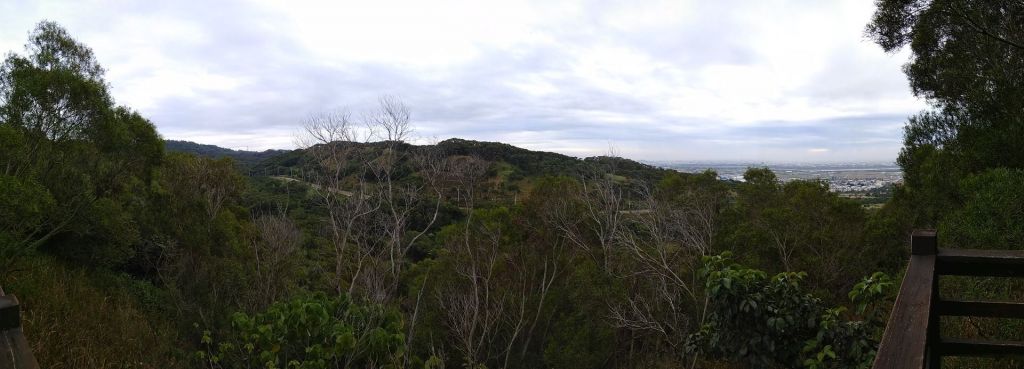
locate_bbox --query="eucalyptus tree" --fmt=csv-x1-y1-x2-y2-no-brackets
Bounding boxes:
0,21,162,276
867,0,1024,226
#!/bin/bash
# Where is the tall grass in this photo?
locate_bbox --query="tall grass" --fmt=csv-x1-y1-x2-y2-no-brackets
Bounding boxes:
6,256,187,369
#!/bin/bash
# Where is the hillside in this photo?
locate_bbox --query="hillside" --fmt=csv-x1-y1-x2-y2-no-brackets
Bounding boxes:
251,138,672,182
165,140,291,168
3,18,956,369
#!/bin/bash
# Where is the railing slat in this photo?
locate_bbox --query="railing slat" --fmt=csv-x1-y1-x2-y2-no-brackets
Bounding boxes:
937,249,1024,277
0,328,38,369
936,300,1024,319
872,254,936,369
939,338,1024,356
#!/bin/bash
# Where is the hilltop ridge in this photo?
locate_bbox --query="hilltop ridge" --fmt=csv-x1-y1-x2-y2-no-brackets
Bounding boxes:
164,140,290,167
172,137,672,183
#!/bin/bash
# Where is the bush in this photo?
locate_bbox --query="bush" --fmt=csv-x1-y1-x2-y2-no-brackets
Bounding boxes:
198,293,407,369
692,253,892,369
941,168,1024,250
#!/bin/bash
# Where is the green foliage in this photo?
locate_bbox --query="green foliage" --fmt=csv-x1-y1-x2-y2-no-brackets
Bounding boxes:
694,253,892,369
0,174,55,277
801,272,893,369
533,254,617,369
0,20,928,369
0,20,164,269
867,0,1023,118
940,168,1024,250
695,253,821,368
543,311,614,369
0,21,111,144
867,1,1024,230
868,5,1024,360
437,138,592,179
149,152,247,253
720,168,870,297
198,293,406,369
657,169,729,211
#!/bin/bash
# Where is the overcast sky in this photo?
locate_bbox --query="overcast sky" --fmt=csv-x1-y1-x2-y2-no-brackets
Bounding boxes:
1,0,926,162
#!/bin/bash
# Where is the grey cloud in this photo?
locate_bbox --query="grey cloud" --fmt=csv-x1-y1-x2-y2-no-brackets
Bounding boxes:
3,0,921,162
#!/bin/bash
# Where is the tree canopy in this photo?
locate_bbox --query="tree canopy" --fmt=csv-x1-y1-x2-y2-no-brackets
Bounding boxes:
0,19,928,369
867,1,1024,227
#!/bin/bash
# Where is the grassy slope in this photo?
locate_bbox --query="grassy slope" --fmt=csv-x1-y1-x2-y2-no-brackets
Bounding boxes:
7,256,186,369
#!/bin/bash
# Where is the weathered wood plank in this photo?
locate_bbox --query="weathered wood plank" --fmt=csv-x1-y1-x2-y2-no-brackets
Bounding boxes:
0,327,39,369
936,300,1024,319
0,289,37,369
939,338,1024,356
937,249,1024,277
872,254,936,369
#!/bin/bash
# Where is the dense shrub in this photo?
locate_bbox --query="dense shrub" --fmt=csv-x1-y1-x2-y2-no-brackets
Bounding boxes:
692,253,892,369
198,293,409,369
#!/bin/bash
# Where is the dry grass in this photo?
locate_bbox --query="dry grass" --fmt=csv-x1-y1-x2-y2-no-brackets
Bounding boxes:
6,256,187,369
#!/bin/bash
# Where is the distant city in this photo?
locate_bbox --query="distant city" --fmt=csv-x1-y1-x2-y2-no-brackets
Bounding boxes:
652,162,903,194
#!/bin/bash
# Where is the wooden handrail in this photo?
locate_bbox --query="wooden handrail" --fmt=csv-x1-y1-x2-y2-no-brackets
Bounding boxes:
871,231,937,369
0,287,39,369
872,231,1024,369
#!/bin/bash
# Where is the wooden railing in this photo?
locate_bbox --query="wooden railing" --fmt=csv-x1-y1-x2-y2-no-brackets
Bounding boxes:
0,287,38,369
872,230,1024,369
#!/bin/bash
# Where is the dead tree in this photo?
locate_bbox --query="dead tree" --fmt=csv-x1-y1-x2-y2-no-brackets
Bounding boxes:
365,95,412,143
435,208,505,368
248,213,302,310
298,98,445,304
609,184,716,366
299,109,378,295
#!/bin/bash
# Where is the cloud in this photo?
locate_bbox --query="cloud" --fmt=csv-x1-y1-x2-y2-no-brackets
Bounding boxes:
0,0,926,162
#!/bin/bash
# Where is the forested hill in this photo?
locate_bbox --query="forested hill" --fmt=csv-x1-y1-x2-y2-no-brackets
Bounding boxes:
436,138,672,183
251,137,672,183
165,140,290,168
17,6,1024,367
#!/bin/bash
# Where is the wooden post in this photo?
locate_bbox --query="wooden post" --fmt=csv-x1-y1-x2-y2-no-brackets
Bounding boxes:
0,295,17,331
912,230,937,256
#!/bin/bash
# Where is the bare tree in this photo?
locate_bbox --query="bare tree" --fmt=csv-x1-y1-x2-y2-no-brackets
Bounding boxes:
247,212,302,310
297,97,446,305
432,154,566,368
298,110,378,295
543,152,625,271
504,231,562,367
435,209,563,369
432,155,500,367
365,95,412,143
435,210,505,368
608,184,716,367
580,175,625,270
